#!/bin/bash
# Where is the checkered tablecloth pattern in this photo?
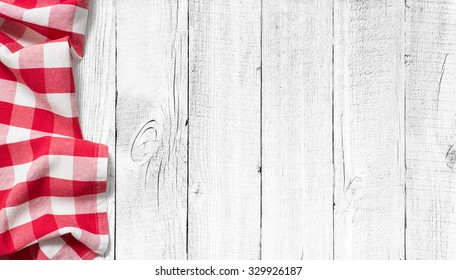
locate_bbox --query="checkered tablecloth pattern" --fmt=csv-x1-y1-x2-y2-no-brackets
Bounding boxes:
0,0,109,260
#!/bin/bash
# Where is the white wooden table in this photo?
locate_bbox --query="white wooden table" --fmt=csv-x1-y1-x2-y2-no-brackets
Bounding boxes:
74,0,456,259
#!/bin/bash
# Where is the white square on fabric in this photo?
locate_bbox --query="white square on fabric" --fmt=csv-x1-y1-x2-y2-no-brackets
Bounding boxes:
13,162,32,185
51,197,76,215
6,126,31,144
72,7,88,34
96,193,107,213
94,235,109,254
39,236,66,259
14,83,36,107
5,202,32,229
49,155,73,180
22,6,51,26
97,157,108,181
43,42,71,68
0,46,19,69
46,94,72,117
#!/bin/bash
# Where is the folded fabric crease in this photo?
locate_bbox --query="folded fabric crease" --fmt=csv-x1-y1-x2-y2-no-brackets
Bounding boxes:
0,0,109,260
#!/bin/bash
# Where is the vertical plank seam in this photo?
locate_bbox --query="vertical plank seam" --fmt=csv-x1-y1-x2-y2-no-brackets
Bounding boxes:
259,0,264,261
331,0,335,260
186,0,190,260
403,0,407,260
113,0,118,260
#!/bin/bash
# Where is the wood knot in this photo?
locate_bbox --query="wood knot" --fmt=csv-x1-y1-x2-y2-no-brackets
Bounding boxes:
446,144,456,170
404,54,412,67
131,120,161,165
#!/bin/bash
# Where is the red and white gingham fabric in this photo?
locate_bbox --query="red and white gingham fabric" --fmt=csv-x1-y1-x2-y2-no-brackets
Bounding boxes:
0,0,109,260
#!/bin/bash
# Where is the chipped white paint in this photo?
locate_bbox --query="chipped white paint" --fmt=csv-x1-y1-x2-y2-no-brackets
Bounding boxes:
74,0,456,259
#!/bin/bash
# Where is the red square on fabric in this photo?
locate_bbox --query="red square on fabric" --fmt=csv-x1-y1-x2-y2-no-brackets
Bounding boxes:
73,156,96,181
54,215,78,229
71,118,82,138
49,4,76,32
49,178,74,197
5,181,28,207
31,108,54,133
11,0,38,8
53,115,73,137
79,0,89,9
0,144,14,167
10,105,34,128
10,223,36,250
31,136,51,159
0,231,16,255
0,13,26,36
0,101,13,126
32,215,58,240
0,166,15,190
19,69,46,93
0,189,9,209
5,245,38,260
75,213,98,234
0,80,18,103
27,177,51,201
72,181,99,197
0,60,17,81
98,144,108,158
44,68,74,93
74,195,97,215
95,213,108,234
49,137,75,155
19,44,44,69
35,0,62,8
8,140,33,165
72,139,96,157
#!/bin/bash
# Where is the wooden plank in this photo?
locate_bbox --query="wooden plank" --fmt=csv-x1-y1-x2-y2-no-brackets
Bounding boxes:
406,0,456,259
333,0,406,259
261,0,334,259
116,0,188,259
188,0,261,259
73,0,116,259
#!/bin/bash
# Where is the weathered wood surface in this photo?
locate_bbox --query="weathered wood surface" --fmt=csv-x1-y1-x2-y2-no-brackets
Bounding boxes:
406,0,456,259
333,0,405,259
188,0,262,259
73,0,456,259
261,0,334,259
115,0,188,259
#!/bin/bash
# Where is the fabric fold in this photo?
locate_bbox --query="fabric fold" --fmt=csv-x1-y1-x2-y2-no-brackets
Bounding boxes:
0,0,109,260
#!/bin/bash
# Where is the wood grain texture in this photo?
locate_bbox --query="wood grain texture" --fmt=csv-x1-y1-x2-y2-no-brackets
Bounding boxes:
333,0,406,259
73,0,116,260
116,0,188,259
261,0,334,260
73,0,456,260
406,0,456,259
188,0,262,259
